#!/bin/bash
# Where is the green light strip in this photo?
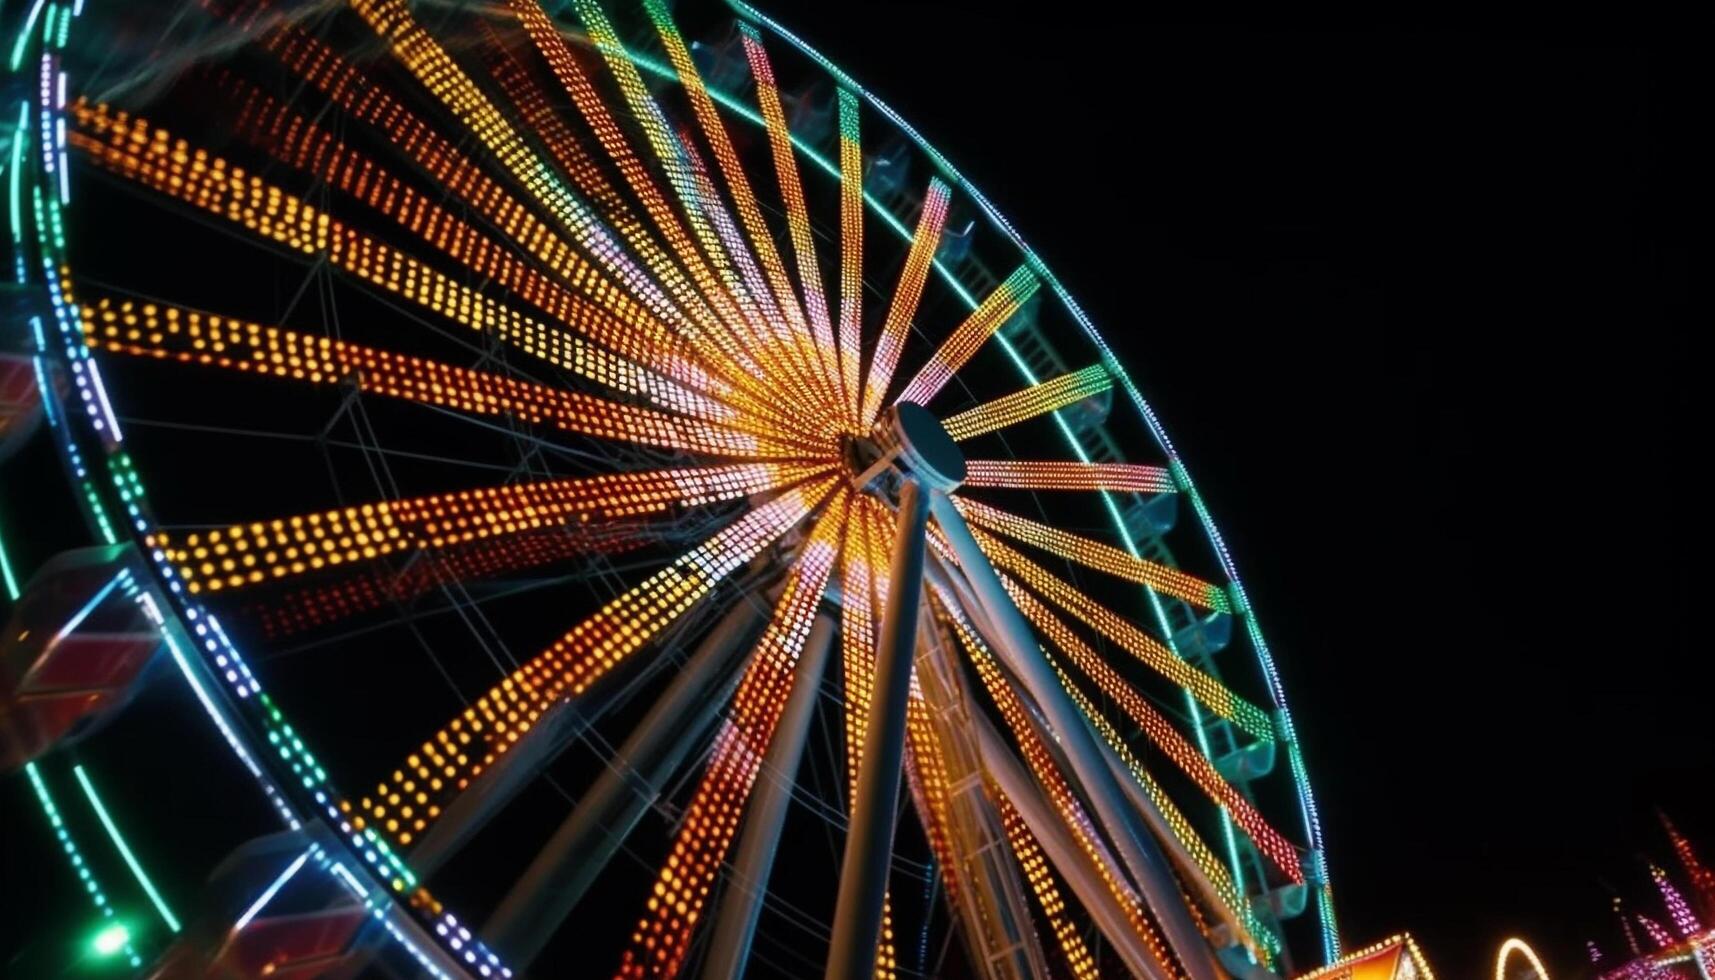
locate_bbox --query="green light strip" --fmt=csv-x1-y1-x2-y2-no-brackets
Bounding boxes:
73,764,182,934
8,99,26,243
0,514,20,599
8,0,46,72
24,761,142,968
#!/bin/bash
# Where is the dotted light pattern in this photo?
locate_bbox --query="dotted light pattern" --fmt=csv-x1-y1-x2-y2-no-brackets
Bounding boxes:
836,89,865,425
839,498,882,795
955,496,1229,611
902,686,961,905
676,133,839,435
1060,677,1273,960
632,0,830,379
861,178,952,428
259,25,775,417
620,0,842,423
974,528,1275,740
24,763,142,968
849,497,901,979
76,294,798,460
148,462,823,595
1010,580,1302,883
510,0,810,417
473,21,798,437
362,478,837,847
896,264,1042,408
940,598,1182,978
618,492,848,978
962,458,1175,494
249,525,648,641
1295,934,1436,980
503,0,763,381
1651,864,1702,938
1662,812,1715,914
65,105,732,428
994,794,1099,980
738,22,846,420
941,364,1113,442
344,0,702,349
212,78,736,403
478,33,702,338
1637,915,1674,950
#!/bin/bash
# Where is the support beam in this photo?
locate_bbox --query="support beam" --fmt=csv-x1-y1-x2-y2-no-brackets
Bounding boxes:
972,710,1170,980
826,479,930,980
481,598,766,966
1092,729,1275,972
699,609,837,980
929,493,1221,980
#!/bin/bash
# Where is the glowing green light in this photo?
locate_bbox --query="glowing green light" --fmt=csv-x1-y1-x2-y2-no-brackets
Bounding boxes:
0,519,21,600
90,922,129,957
73,765,181,933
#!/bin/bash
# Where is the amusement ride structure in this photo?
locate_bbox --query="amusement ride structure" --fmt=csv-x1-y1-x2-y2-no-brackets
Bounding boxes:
0,0,1458,976
1576,815,1715,980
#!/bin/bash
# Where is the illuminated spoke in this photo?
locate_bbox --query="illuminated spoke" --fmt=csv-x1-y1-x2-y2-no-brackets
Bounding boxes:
77,294,817,460
941,364,1112,442
953,496,1228,611
962,458,1175,494
739,24,845,414
835,90,865,427
840,498,880,795
259,27,763,402
861,178,951,428
214,79,717,393
897,265,1041,408
995,795,1100,979
936,596,1182,975
361,477,839,848
151,462,830,595
618,490,848,978
478,18,802,432
510,0,812,419
630,1,828,386
67,108,756,430
970,528,1275,740
501,2,793,402
1010,581,1302,884
1060,679,1274,958
902,691,960,901
347,0,706,346
579,0,840,423
676,135,840,432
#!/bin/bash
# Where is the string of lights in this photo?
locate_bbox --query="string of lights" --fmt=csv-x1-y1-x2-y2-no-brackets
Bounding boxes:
955,495,1229,611
896,264,1042,409
941,364,1113,442
961,457,1175,493
618,491,848,977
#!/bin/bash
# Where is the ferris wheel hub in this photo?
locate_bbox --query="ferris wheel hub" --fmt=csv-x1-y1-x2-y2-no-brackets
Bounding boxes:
846,402,965,495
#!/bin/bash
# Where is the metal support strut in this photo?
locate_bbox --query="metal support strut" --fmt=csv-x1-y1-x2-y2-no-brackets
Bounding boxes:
825,479,930,980
700,610,837,979
928,492,1222,980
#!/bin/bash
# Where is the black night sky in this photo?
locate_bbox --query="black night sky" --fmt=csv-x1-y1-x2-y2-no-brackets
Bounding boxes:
741,7,1695,977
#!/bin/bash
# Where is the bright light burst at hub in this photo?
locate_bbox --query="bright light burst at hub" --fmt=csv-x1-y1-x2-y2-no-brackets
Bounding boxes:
0,0,1357,976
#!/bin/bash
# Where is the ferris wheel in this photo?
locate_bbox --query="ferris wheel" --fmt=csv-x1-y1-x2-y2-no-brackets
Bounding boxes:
2,0,1339,976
